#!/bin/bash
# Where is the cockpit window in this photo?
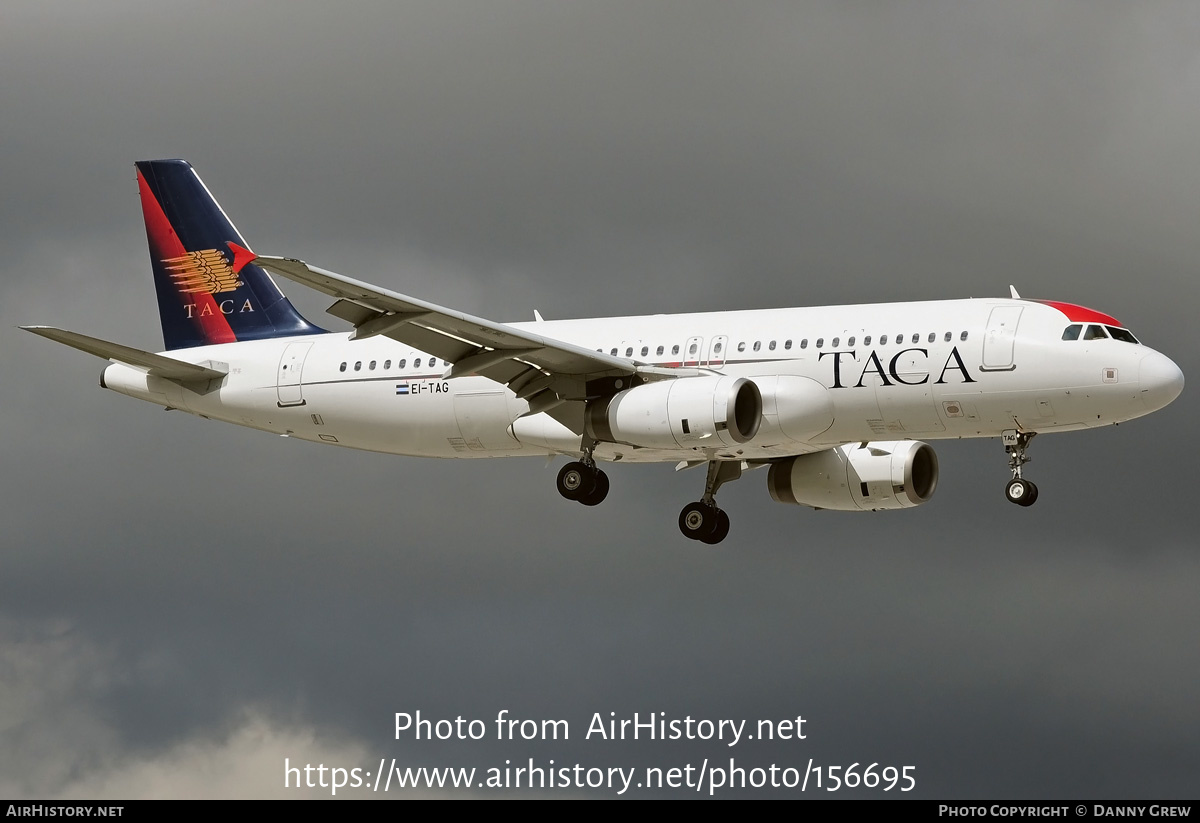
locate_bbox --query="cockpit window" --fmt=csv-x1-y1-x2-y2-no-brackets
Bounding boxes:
1106,326,1139,344
1083,324,1108,340
1062,324,1082,341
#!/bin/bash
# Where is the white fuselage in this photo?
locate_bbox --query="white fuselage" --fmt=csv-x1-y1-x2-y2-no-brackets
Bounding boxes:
99,297,1178,464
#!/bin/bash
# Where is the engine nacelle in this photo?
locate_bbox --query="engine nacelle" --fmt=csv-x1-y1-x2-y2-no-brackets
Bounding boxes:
767,441,938,511
750,375,835,444
585,376,762,450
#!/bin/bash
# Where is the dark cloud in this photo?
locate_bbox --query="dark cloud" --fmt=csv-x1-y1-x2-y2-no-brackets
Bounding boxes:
1,1,1196,797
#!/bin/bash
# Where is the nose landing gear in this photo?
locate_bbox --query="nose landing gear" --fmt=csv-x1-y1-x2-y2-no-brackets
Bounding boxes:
1005,477,1039,506
1003,430,1039,507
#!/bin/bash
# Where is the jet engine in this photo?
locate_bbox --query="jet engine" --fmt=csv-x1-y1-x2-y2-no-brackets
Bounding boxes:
749,375,835,444
767,441,938,511
584,375,762,450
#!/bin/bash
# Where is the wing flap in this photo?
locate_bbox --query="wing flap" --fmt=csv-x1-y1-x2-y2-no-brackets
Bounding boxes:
255,256,637,388
22,326,227,383
327,298,381,326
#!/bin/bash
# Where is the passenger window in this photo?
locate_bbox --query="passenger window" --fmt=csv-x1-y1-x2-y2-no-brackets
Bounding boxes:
944,332,951,342
398,359,406,369
610,348,617,356
384,360,391,369
369,360,377,370
714,342,723,353
414,358,422,368
689,343,698,355
737,342,746,352
784,339,792,350
339,362,347,372
816,338,824,349
641,346,649,357
832,337,840,347
753,341,761,352
928,333,935,343
800,339,808,349
656,345,664,356
847,337,855,347
912,333,920,344
960,331,969,341
625,347,633,357
429,358,437,367
880,335,888,345
672,344,680,355
768,340,776,351
1083,325,1108,340
1062,324,1082,341
354,361,362,371
864,336,872,345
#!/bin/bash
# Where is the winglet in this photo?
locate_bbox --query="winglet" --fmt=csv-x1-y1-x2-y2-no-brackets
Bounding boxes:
226,241,258,274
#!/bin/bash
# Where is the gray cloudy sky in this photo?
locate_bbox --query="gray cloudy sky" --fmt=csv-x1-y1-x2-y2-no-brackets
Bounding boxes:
1,1,1196,798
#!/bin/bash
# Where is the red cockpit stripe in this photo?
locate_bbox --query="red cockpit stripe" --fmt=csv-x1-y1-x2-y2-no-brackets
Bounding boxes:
1031,300,1121,327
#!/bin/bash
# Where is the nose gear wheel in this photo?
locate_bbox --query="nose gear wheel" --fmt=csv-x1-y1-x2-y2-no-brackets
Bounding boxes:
1004,431,1039,507
1005,477,1039,507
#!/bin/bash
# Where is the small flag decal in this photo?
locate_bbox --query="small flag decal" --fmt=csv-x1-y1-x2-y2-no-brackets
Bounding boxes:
396,384,409,395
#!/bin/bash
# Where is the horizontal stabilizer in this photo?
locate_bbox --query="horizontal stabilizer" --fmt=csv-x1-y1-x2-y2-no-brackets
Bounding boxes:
21,326,227,383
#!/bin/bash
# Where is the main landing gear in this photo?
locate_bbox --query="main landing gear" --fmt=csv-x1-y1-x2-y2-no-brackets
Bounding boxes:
678,461,742,545
556,444,609,507
1003,430,1039,507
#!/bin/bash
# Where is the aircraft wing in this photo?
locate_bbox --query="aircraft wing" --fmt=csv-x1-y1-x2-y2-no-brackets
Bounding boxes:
21,326,227,384
255,256,661,406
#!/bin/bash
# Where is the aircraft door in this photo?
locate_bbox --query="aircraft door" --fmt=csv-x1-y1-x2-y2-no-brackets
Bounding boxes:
453,391,520,451
875,349,947,434
982,306,1023,371
706,335,728,369
874,378,946,434
276,342,313,407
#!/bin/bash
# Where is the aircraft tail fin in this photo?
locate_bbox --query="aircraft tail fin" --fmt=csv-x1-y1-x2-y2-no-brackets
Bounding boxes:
135,160,324,350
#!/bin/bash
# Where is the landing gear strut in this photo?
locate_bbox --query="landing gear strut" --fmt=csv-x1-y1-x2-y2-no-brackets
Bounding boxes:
1003,430,1039,507
678,461,740,544
556,441,609,507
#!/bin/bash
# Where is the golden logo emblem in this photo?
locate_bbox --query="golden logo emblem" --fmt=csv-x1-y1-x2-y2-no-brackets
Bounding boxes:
163,249,244,295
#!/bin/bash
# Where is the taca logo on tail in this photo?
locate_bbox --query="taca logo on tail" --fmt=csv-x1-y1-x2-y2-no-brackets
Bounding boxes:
135,159,324,350
164,247,245,295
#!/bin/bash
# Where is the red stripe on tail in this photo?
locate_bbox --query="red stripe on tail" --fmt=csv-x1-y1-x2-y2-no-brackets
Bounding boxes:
137,169,237,345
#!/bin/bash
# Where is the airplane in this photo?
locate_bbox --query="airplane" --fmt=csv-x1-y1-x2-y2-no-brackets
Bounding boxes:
24,160,1185,544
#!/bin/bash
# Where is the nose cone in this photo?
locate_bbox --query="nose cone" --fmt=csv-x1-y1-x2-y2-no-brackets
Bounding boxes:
1138,351,1184,412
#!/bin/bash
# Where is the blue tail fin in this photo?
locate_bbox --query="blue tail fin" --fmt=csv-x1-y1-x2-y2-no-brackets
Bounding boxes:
135,159,324,350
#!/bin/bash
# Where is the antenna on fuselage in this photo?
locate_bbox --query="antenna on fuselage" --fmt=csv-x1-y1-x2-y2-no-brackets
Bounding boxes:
1009,285,1021,299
